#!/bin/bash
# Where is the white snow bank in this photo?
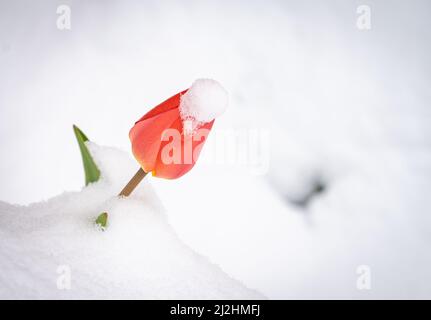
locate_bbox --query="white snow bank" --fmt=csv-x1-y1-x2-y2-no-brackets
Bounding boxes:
180,79,228,131
0,143,263,299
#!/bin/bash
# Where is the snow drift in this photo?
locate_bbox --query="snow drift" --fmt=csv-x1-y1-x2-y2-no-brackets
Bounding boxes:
0,143,263,299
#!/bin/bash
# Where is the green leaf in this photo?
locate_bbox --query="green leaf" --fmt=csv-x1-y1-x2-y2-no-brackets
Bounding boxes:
95,212,108,230
73,125,101,186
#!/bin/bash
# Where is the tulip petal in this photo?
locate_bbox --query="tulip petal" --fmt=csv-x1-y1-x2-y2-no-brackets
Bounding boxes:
135,90,187,124
130,107,181,173
152,119,214,179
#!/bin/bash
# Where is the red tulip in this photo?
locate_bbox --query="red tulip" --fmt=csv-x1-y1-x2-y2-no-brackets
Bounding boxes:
115,79,227,198
96,80,227,228
129,89,214,179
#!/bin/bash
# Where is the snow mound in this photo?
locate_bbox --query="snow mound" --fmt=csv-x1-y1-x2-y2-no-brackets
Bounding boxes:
180,79,228,131
0,143,262,299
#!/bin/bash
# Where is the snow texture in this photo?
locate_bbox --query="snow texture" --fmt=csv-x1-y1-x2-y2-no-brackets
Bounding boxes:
180,79,228,132
0,143,263,299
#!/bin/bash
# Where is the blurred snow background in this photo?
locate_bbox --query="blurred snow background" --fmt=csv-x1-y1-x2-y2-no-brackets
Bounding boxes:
1,0,431,298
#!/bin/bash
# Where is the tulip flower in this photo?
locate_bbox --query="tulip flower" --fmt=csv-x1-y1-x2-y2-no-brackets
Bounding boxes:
94,79,228,228
118,79,228,197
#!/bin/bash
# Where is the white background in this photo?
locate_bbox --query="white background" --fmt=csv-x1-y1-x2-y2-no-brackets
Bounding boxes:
1,0,431,298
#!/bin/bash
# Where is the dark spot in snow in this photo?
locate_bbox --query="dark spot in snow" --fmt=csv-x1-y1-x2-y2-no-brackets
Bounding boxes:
288,178,326,208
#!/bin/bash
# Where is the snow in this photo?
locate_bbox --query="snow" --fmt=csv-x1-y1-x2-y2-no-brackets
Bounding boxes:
0,143,263,299
180,79,228,132
1,0,431,299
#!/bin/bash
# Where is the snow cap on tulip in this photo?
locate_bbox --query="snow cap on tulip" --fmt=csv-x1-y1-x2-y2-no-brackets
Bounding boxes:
129,79,228,179
179,79,228,133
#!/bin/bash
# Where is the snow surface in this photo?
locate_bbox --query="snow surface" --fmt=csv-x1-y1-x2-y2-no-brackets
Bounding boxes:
0,143,263,299
180,79,228,132
1,0,431,299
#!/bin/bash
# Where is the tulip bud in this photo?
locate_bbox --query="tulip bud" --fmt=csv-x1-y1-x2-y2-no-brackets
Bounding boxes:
129,79,228,179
